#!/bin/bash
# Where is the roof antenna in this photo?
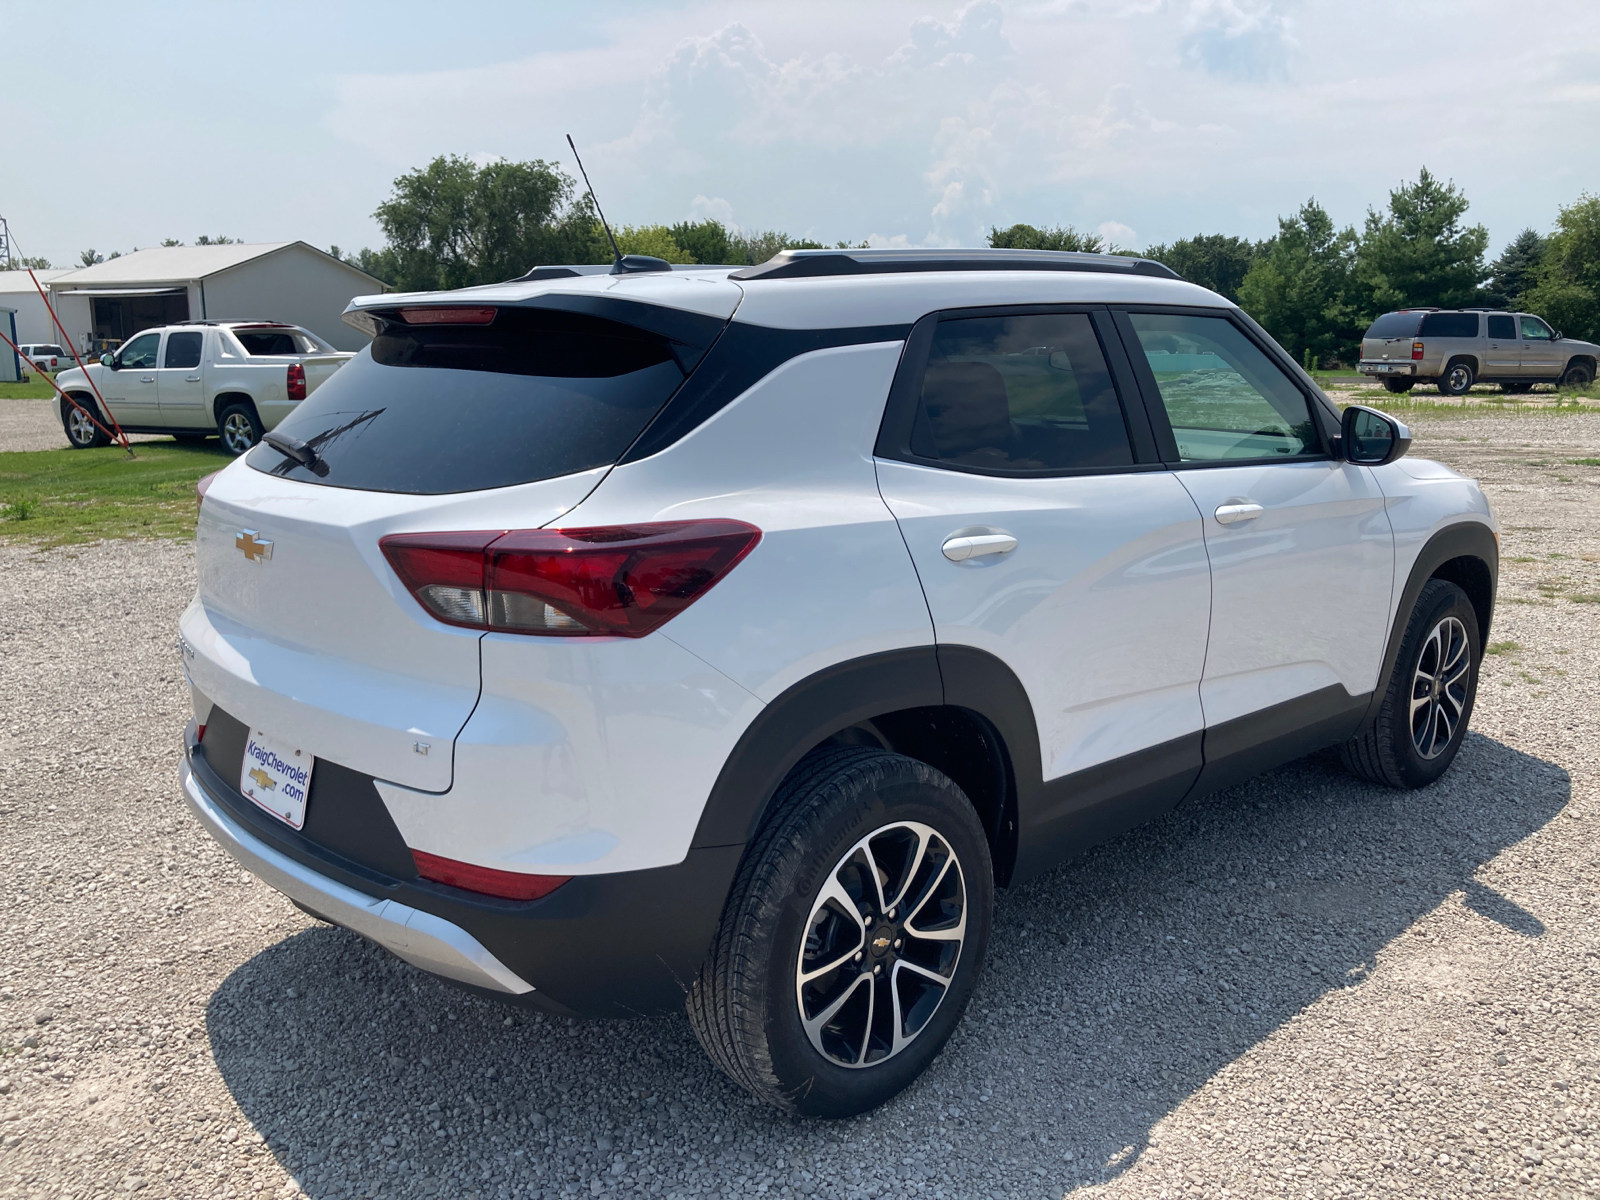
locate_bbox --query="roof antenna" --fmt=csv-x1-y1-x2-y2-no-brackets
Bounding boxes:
565,134,670,275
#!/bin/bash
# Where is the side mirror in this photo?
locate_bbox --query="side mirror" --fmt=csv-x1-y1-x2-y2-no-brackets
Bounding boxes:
1341,405,1411,466
101,353,117,369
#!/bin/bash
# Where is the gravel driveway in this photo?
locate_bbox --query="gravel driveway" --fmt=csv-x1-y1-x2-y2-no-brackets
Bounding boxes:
2,411,1598,1200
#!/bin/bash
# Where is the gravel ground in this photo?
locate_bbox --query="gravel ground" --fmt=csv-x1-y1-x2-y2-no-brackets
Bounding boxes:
2,411,1598,1200
0,398,163,452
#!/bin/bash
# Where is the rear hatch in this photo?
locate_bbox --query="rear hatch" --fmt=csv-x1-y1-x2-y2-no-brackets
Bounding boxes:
298,353,352,394
184,285,740,792
1361,311,1423,362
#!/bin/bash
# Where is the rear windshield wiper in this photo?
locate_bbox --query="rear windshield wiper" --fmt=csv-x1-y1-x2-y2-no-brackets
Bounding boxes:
262,429,320,469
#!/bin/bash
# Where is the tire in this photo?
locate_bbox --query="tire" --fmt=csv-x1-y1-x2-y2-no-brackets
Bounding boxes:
1559,361,1595,389
1436,360,1475,396
1381,377,1415,394
1341,579,1480,789
688,746,994,1118
217,402,263,456
61,395,111,449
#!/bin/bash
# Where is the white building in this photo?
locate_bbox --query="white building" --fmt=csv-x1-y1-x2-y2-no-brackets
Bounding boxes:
0,269,72,346
45,242,385,354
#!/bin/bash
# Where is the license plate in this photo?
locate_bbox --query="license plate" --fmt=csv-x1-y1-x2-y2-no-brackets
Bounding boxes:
1364,363,1400,374
240,730,314,830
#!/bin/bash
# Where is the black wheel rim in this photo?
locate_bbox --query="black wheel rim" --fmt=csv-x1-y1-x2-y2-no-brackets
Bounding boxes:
1410,615,1470,759
795,821,966,1069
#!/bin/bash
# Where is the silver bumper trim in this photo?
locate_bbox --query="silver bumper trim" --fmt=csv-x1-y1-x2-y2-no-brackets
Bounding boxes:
180,756,534,995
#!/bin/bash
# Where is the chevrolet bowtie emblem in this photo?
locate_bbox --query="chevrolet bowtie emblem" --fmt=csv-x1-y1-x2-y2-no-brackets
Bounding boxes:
247,767,277,791
236,529,273,563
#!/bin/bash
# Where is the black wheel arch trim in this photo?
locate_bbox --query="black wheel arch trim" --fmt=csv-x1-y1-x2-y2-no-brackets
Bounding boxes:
1359,520,1497,733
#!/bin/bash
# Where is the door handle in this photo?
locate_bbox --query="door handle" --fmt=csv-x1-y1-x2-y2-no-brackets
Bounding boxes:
1214,502,1264,525
942,533,1018,562
185,375,200,382
139,375,155,383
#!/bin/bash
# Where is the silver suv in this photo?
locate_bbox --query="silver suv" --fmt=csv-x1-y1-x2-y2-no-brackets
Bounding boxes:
1359,309,1599,395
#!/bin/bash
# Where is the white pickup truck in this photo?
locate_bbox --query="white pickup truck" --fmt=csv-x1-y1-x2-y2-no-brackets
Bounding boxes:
55,321,354,454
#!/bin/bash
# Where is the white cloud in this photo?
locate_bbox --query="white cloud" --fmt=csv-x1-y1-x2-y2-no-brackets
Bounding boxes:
688,195,736,225
1098,220,1138,247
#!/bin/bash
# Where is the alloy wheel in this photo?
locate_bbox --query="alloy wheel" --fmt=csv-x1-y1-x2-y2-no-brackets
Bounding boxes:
1410,615,1470,759
795,821,967,1069
222,412,256,454
67,407,97,445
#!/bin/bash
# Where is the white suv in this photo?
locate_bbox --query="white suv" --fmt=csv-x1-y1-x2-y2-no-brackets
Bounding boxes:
178,249,1498,1117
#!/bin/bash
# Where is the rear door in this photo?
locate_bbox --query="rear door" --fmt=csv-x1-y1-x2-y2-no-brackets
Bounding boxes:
1116,309,1393,780
103,331,162,424
156,329,207,426
1485,313,1519,378
876,307,1212,802
1418,311,1484,379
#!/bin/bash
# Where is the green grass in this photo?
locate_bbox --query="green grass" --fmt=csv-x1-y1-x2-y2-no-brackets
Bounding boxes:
0,378,60,400
0,442,229,547
1570,458,1600,466
1485,640,1520,656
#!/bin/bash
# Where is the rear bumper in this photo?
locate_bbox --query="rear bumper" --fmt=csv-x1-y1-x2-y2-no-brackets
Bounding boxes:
1358,361,1416,375
181,751,535,995
179,719,743,1017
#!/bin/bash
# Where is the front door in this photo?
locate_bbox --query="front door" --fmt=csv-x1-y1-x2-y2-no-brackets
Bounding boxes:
876,308,1212,794
1484,313,1520,379
156,329,207,427
1518,314,1564,380
100,331,162,425
1118,310,1394,775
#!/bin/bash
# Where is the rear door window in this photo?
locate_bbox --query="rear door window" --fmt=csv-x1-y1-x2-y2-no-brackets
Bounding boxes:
1418,313,1480,338
1487,314,1516,339
248,306,708,495
164,331,203,369
1126,313,1320,462
903,312,1133,473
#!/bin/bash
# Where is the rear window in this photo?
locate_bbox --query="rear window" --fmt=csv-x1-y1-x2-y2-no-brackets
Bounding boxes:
1418,312,1480,338
246,307,694,495
1364,312,1423,340
232,326,327,355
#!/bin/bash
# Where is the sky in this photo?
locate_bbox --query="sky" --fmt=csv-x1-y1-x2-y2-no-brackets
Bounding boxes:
3,0,1598,269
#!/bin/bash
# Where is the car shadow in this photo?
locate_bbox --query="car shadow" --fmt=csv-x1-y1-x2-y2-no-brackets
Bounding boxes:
204,730,1568,1199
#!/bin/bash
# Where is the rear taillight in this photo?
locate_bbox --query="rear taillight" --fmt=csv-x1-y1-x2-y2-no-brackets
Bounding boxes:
196,470,219,510
1411,341,1424,361
412,850,570,901
380,520,762,638
287,362,307,401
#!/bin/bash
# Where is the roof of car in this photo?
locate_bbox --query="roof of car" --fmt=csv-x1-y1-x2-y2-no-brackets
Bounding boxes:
345,250,1229,332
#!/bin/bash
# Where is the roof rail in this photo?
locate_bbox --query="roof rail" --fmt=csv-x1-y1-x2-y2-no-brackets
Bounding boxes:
728,247,1182,282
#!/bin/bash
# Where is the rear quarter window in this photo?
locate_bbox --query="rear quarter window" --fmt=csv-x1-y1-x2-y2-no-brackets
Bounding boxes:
246,306,703,495
1418,313,1480,338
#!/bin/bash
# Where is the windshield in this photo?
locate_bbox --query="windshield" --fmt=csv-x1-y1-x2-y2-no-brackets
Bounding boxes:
246,306,701,494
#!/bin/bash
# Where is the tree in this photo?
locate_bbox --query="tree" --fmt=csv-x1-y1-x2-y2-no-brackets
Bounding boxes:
1487,228,1547,308
726,230,823,265
372,154,607,291
195,235,238,246
1355,167,1489,312
611,225,696,263
3,254,51,270
988,223,1105,253
670,220,733,265
78,249,103,267
1236,199,1360,364
1141,234,1260,303
1523,194,1600,342
161,239,183,247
